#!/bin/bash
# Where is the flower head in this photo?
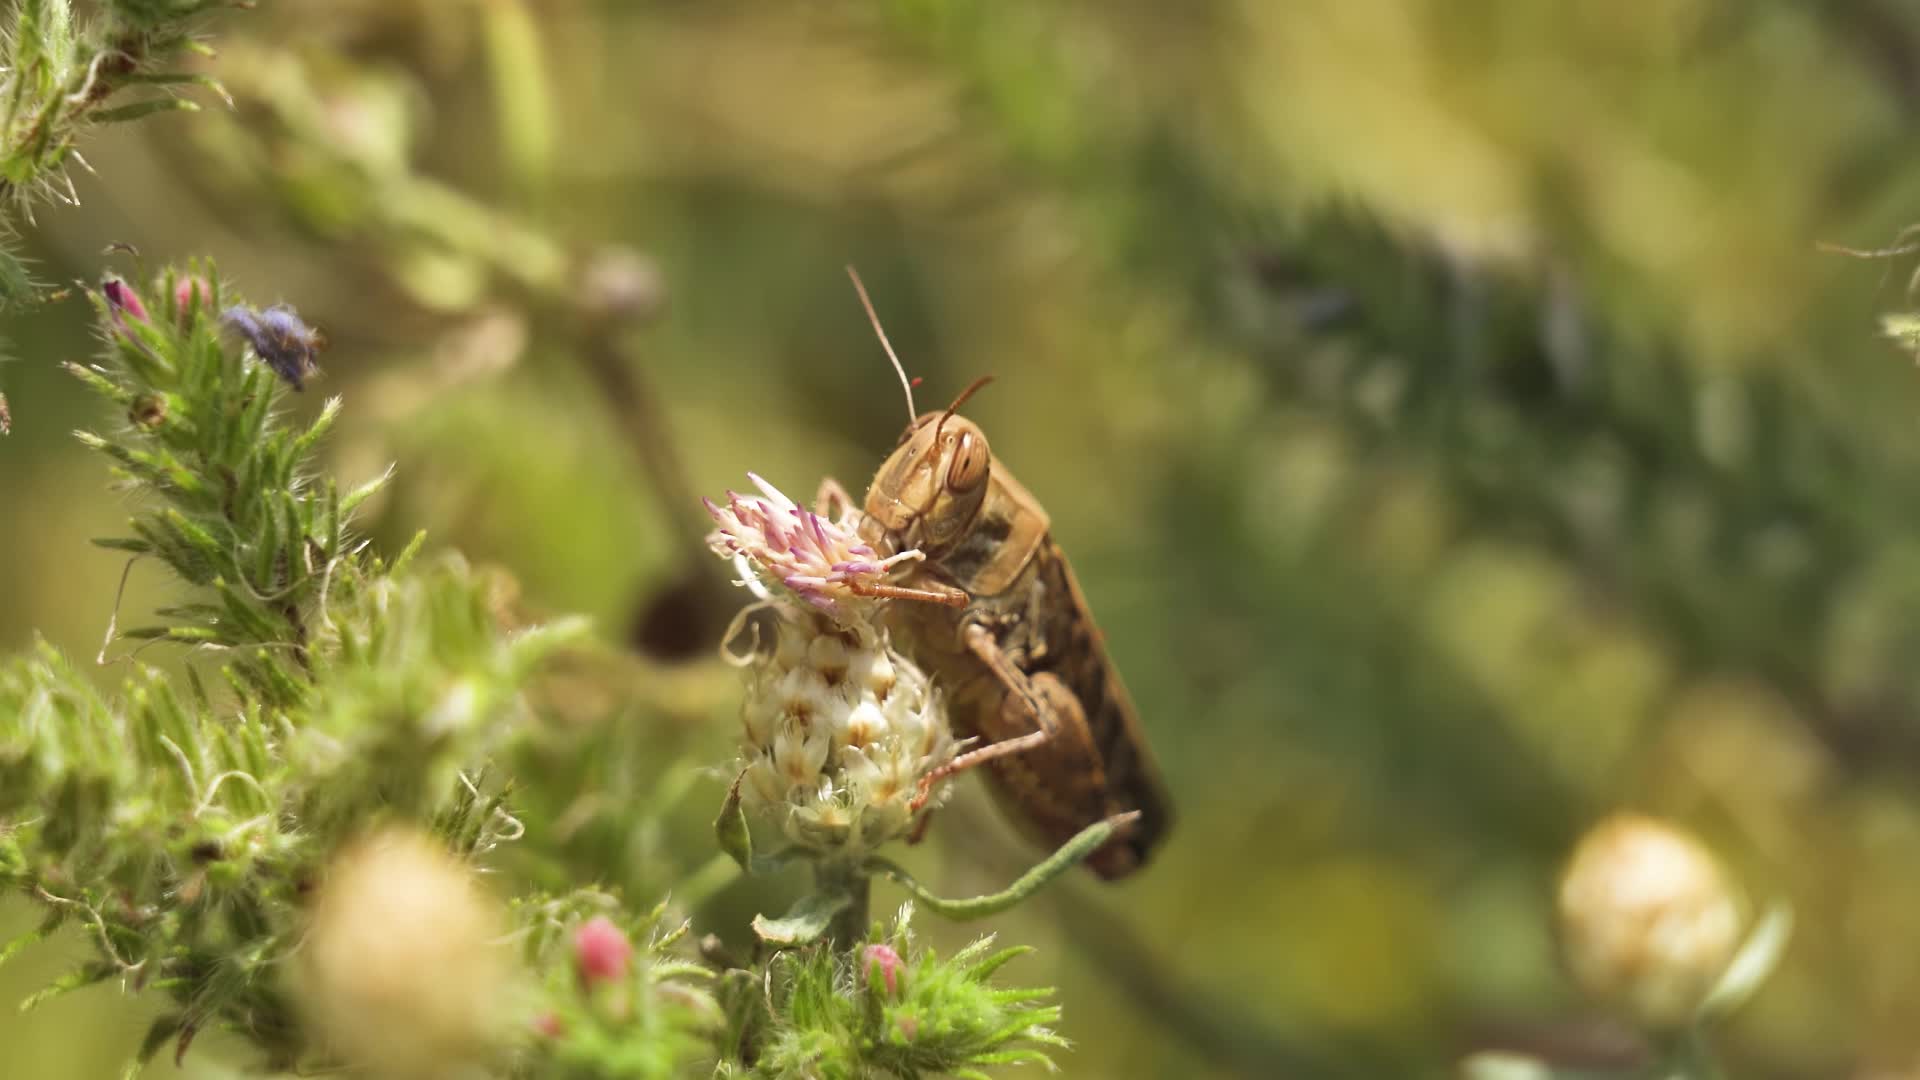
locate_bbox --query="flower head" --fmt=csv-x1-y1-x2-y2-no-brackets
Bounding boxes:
734,607,955,856
1557,813,1744,1029
222,303,324,390
704,473,922,619
290,826,513,1077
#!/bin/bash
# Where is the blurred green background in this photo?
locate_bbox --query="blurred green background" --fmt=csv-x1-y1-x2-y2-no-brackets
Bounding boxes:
9,0,1920,1076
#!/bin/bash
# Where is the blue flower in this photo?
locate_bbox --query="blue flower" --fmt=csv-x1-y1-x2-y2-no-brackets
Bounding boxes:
220,304,323,390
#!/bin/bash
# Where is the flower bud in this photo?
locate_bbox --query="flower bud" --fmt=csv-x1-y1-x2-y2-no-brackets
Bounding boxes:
173,276,212,317
863,943,903,997
102,277,149,323
893,1012,920,1042
291,826,513,1078
572,916,633,985
1557,813,1743,1029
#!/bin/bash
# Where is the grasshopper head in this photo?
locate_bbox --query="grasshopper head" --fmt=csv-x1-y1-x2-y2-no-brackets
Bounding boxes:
860,410,992,557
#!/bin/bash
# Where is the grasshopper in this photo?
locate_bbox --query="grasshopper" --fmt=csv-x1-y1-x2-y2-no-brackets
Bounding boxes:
823,269,1173,879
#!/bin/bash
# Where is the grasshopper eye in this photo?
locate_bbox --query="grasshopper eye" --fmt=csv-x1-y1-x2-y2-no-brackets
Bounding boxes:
945,431,990,492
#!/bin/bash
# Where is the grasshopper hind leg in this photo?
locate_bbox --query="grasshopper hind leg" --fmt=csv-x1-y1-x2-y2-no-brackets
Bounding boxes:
910,623,1104,807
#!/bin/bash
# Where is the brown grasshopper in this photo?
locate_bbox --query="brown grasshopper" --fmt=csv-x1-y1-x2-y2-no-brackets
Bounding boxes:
823,269,1173,879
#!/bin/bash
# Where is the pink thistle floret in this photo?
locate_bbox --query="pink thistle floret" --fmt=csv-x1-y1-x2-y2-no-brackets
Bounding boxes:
572,916,632,985
863,943,904,997
704,473,923,614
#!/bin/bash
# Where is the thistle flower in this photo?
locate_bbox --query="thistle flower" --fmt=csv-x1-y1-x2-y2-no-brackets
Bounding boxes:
704,473,923,619
706,473,958,855
735,613,955,855
1557,813,1744,1029
290,826,515,1078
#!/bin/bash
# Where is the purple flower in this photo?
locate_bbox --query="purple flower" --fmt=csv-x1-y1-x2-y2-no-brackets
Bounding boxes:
221,304,324,391
704,474,924,616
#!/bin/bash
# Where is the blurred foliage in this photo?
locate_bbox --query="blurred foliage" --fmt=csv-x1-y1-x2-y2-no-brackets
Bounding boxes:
7,0,1920,1077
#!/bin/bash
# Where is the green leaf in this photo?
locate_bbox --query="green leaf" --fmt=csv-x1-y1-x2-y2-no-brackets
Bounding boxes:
714,773,754,871
18,962,113,1013
339,464,394,516
1698,901,1793,1024
93,98,201,124
752,891,853,947
128,1013,184,1073
123,71,233,109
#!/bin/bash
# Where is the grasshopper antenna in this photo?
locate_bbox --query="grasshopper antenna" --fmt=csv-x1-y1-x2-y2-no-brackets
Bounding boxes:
846,265,918,426
933,374,995,443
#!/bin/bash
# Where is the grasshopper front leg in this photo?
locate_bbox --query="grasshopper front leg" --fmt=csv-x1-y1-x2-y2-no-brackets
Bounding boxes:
850,578,969,607
815,477,859,522
910,621,1105,810
817,476,969,607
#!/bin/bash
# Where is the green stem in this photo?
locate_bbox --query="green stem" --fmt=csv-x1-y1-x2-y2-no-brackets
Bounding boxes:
817,859,872,948
1662,1029,1724,1080
860,813,1127,920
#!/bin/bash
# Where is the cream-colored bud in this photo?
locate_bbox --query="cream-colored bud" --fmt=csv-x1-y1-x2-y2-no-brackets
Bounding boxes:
841,700,888,749
854,650,896,698
808,634,851,686
1557,813,1743,1029
291,826,514,1078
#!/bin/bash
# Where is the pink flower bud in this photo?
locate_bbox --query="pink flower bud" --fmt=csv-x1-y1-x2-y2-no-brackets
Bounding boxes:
863,943,903,997
894,1013,919,1042
573,916,632,985
103,278,149,323
532,1011,565,1038
174,276,212,315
